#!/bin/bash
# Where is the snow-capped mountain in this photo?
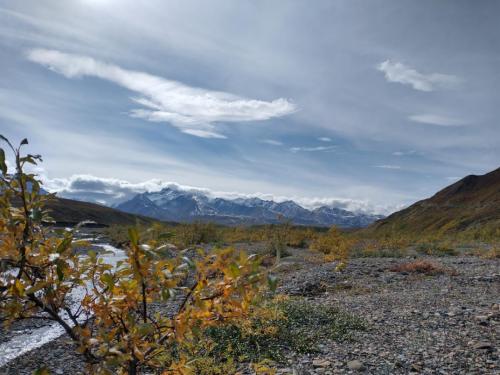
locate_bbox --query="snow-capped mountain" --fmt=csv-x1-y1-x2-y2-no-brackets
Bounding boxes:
116,187,383,227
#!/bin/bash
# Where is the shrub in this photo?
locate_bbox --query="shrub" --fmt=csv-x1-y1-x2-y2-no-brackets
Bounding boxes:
265,218,292,263
415,242,459,256
310,226,352,265
389,260,456,276
198,297,366,363
0,136,269,374
482,245,500,259
174,221,221,248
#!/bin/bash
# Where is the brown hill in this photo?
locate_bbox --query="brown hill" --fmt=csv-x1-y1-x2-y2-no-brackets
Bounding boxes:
45,197,155,227
367,167,500,238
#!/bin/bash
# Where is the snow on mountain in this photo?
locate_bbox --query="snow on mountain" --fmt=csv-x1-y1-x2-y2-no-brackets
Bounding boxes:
116,187,383,227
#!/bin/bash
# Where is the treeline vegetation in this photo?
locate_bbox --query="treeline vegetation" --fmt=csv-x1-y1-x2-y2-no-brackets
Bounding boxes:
106,218,499,262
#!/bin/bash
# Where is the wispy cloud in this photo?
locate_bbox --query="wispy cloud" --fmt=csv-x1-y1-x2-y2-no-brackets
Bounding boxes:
260,139,283,146
392,150,416,156
374,164,401,170
408,114,465,126
377,60,460,92
290,145,336,153
318,137,332,142
27,49,297,138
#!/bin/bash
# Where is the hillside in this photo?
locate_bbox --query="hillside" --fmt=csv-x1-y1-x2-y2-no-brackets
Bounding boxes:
45,197,155,227
116,188,383,227
367,167,500,237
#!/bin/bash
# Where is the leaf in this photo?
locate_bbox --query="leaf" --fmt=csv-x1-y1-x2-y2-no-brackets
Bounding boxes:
56,261,64,281
57,236,72,254
0,148,6,175
101,273,114,289
267,274,279,292
137,323,154,336
30,208,42,222
128,227,139,246
182,256,195,269
14,279,25,296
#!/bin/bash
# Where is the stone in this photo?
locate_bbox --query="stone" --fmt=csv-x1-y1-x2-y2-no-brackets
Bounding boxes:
312,359,331,368
410,363,422,372
473,342,493,350
347,360,364,371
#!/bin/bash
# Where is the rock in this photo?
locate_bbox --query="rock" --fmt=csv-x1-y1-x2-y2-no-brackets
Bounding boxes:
475,315,489,326
410,363,422,372
312,359,331,368
472,342,493,350
347,360,364,371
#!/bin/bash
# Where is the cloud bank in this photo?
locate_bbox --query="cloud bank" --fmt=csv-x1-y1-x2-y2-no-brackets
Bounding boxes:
378,60,460,92
42,173,395,214
27,49,297,138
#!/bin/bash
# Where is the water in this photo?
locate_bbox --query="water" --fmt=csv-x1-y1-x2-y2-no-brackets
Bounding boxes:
0,243,126,367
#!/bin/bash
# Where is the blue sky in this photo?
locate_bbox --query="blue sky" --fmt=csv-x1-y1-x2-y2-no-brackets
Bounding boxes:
1,0,499,214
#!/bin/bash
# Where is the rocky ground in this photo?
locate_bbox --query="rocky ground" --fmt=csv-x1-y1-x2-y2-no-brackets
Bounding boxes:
1,253,498,374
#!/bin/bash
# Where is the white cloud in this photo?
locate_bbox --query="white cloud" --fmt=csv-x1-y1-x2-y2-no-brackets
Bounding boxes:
41,173,395,214
318,137,332,142
290,145,336,153
260,139,283,146
27,49,297,138
374,165,401,170
408,114,465,126
377,60,460,92
392,150,416,156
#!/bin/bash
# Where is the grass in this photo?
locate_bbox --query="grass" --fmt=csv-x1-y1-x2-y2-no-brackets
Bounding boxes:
196,297,366,365
415,242,459,256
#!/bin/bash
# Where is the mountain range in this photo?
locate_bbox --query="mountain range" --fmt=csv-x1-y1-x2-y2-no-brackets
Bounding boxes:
115,188,383,227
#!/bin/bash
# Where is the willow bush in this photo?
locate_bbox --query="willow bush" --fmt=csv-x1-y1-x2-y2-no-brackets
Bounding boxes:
0,136,271,374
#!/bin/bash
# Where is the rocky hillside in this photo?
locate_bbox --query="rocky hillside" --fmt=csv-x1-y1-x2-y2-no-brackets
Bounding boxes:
116,188,383,227
367,167,500,237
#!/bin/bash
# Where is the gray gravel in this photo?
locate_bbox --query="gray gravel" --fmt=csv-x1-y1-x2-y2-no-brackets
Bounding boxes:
275,256,499,374
1,255,498,374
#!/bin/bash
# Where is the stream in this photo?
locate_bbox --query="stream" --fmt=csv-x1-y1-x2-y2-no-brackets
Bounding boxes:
0,240,126,367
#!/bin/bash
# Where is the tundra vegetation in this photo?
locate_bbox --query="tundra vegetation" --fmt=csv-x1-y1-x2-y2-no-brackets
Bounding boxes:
1,137,498,374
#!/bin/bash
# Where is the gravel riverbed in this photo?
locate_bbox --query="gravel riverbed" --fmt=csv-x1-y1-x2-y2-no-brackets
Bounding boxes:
1,255,498,374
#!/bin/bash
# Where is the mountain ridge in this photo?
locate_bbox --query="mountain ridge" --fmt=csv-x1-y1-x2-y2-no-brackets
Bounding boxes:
116,188,383,227
366,167,500,236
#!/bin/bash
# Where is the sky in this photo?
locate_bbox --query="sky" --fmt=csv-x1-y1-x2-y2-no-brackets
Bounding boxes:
1,0,499,214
